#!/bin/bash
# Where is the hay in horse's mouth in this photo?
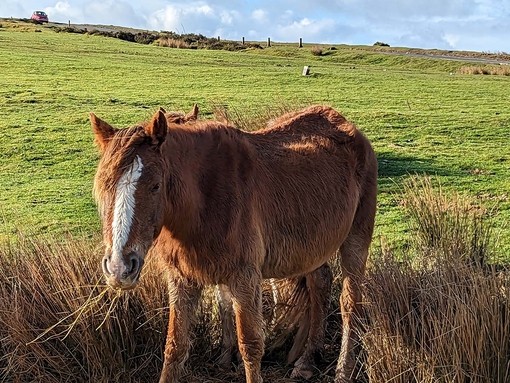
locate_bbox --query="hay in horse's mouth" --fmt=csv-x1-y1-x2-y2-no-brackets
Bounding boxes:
105,276,140,291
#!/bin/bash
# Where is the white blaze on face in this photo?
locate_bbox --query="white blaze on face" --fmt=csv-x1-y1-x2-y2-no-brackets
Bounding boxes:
111,155,144,266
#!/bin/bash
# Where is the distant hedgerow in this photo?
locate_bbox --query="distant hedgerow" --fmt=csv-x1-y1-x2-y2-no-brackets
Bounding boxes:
49,26,252,52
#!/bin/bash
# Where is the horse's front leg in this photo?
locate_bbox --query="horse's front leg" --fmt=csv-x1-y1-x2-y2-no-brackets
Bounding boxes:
216,284,240,367
230,272,264,383
159,273,201,383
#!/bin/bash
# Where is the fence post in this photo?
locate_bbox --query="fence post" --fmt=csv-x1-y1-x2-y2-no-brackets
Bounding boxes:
217,36,220,41
267,37,271,47
242,37,245,45
299,38,303,48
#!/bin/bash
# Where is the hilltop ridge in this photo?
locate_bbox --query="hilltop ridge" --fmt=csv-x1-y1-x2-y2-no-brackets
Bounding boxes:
2,17,509,65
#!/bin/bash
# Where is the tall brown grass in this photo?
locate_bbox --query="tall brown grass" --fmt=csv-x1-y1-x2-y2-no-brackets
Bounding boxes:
156,37,192,49
359,177,509,382
310,46,324,56
0,235,181,382
362,254,510,383
458,65,510,76
1,178,508,382
210,101,304,132
402,176,494,266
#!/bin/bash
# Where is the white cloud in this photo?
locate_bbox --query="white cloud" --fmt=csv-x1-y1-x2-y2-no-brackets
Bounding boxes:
43,1,82,23
443,33,460,48
220,10,240,25
147,2,243,37
40,0,144,26
251,9,266,23
196,4,214,16
148,2,219,33
88,1,141,27
276,17,336,42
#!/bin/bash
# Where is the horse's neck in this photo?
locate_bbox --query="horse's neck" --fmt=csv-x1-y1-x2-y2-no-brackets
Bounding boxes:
162,124,251,240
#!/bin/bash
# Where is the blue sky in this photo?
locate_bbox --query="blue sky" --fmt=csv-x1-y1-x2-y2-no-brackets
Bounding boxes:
1,0,509,52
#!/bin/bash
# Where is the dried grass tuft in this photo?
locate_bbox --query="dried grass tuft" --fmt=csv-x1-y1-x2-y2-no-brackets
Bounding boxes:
362,252,510,383
0,235,169,382
310,46,324,56
458,65,510,76
156,37,191,49
359,177,509,382
210,101,303,132
402,176,494,267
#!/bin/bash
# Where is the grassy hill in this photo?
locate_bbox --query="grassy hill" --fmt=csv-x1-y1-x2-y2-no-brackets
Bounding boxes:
0,19,509,256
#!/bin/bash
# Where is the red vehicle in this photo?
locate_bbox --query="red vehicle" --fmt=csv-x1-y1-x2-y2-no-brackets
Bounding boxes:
31,11,48,23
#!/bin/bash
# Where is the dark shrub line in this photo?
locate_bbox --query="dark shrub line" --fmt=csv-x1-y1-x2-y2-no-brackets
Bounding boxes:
50,25,263,51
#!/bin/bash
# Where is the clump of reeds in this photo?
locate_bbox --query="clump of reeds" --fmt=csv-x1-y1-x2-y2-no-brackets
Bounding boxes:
359,176,510,382
0,234,170,382
402,176,494,266
310,46,324,56
156,37,192,49
458,65,510,76
362,252,510,383
210,101,303,132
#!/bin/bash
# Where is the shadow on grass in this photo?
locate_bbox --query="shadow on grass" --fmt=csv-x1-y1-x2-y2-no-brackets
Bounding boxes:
377,152,458,179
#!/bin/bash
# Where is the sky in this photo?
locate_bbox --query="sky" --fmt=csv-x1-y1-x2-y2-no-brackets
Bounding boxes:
1,0,509,52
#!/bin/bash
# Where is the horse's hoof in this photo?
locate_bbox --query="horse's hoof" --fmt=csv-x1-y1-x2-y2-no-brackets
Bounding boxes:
217,349,242,369
217,351,233,369
333,373,352,383
291,367,314,380
290,360,314,380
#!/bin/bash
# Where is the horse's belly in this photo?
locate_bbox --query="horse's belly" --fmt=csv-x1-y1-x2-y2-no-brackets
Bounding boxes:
260,233,346,279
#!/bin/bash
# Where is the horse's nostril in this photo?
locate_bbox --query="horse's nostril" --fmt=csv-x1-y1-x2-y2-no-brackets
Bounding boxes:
102,255,111,275
129,256,139,275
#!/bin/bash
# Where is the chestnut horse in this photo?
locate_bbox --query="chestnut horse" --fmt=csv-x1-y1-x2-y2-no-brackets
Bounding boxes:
91,105,377,383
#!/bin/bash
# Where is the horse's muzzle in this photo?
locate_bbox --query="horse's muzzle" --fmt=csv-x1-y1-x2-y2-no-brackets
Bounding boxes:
102,251,144,290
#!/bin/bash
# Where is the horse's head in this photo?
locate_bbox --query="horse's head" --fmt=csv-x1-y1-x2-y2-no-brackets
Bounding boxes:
91,109,170,290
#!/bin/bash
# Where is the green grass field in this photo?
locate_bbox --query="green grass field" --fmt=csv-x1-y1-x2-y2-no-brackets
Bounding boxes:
1,20,509,256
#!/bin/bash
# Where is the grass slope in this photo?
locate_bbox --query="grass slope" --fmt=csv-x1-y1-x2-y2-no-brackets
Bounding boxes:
0,21,509,256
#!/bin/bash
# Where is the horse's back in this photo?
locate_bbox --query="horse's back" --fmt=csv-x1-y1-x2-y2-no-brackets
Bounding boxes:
246,106,376,278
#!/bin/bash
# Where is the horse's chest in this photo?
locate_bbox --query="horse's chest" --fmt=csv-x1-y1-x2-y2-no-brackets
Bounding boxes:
157,244,229,284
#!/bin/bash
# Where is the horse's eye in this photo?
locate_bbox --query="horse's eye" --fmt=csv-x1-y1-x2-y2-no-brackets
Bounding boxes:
151,183,161,193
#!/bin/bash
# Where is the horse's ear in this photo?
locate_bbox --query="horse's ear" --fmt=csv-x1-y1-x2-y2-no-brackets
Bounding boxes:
185,104,199,121
159,107,167,114
90,113,116,152
145,109,167,146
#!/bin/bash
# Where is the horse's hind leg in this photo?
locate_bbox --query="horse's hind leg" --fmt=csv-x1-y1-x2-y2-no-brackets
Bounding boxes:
159,272,202,383
290,264,333,380
335,218,374,382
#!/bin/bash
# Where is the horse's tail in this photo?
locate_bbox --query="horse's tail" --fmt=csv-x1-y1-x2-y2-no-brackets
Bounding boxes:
265,276,311,363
